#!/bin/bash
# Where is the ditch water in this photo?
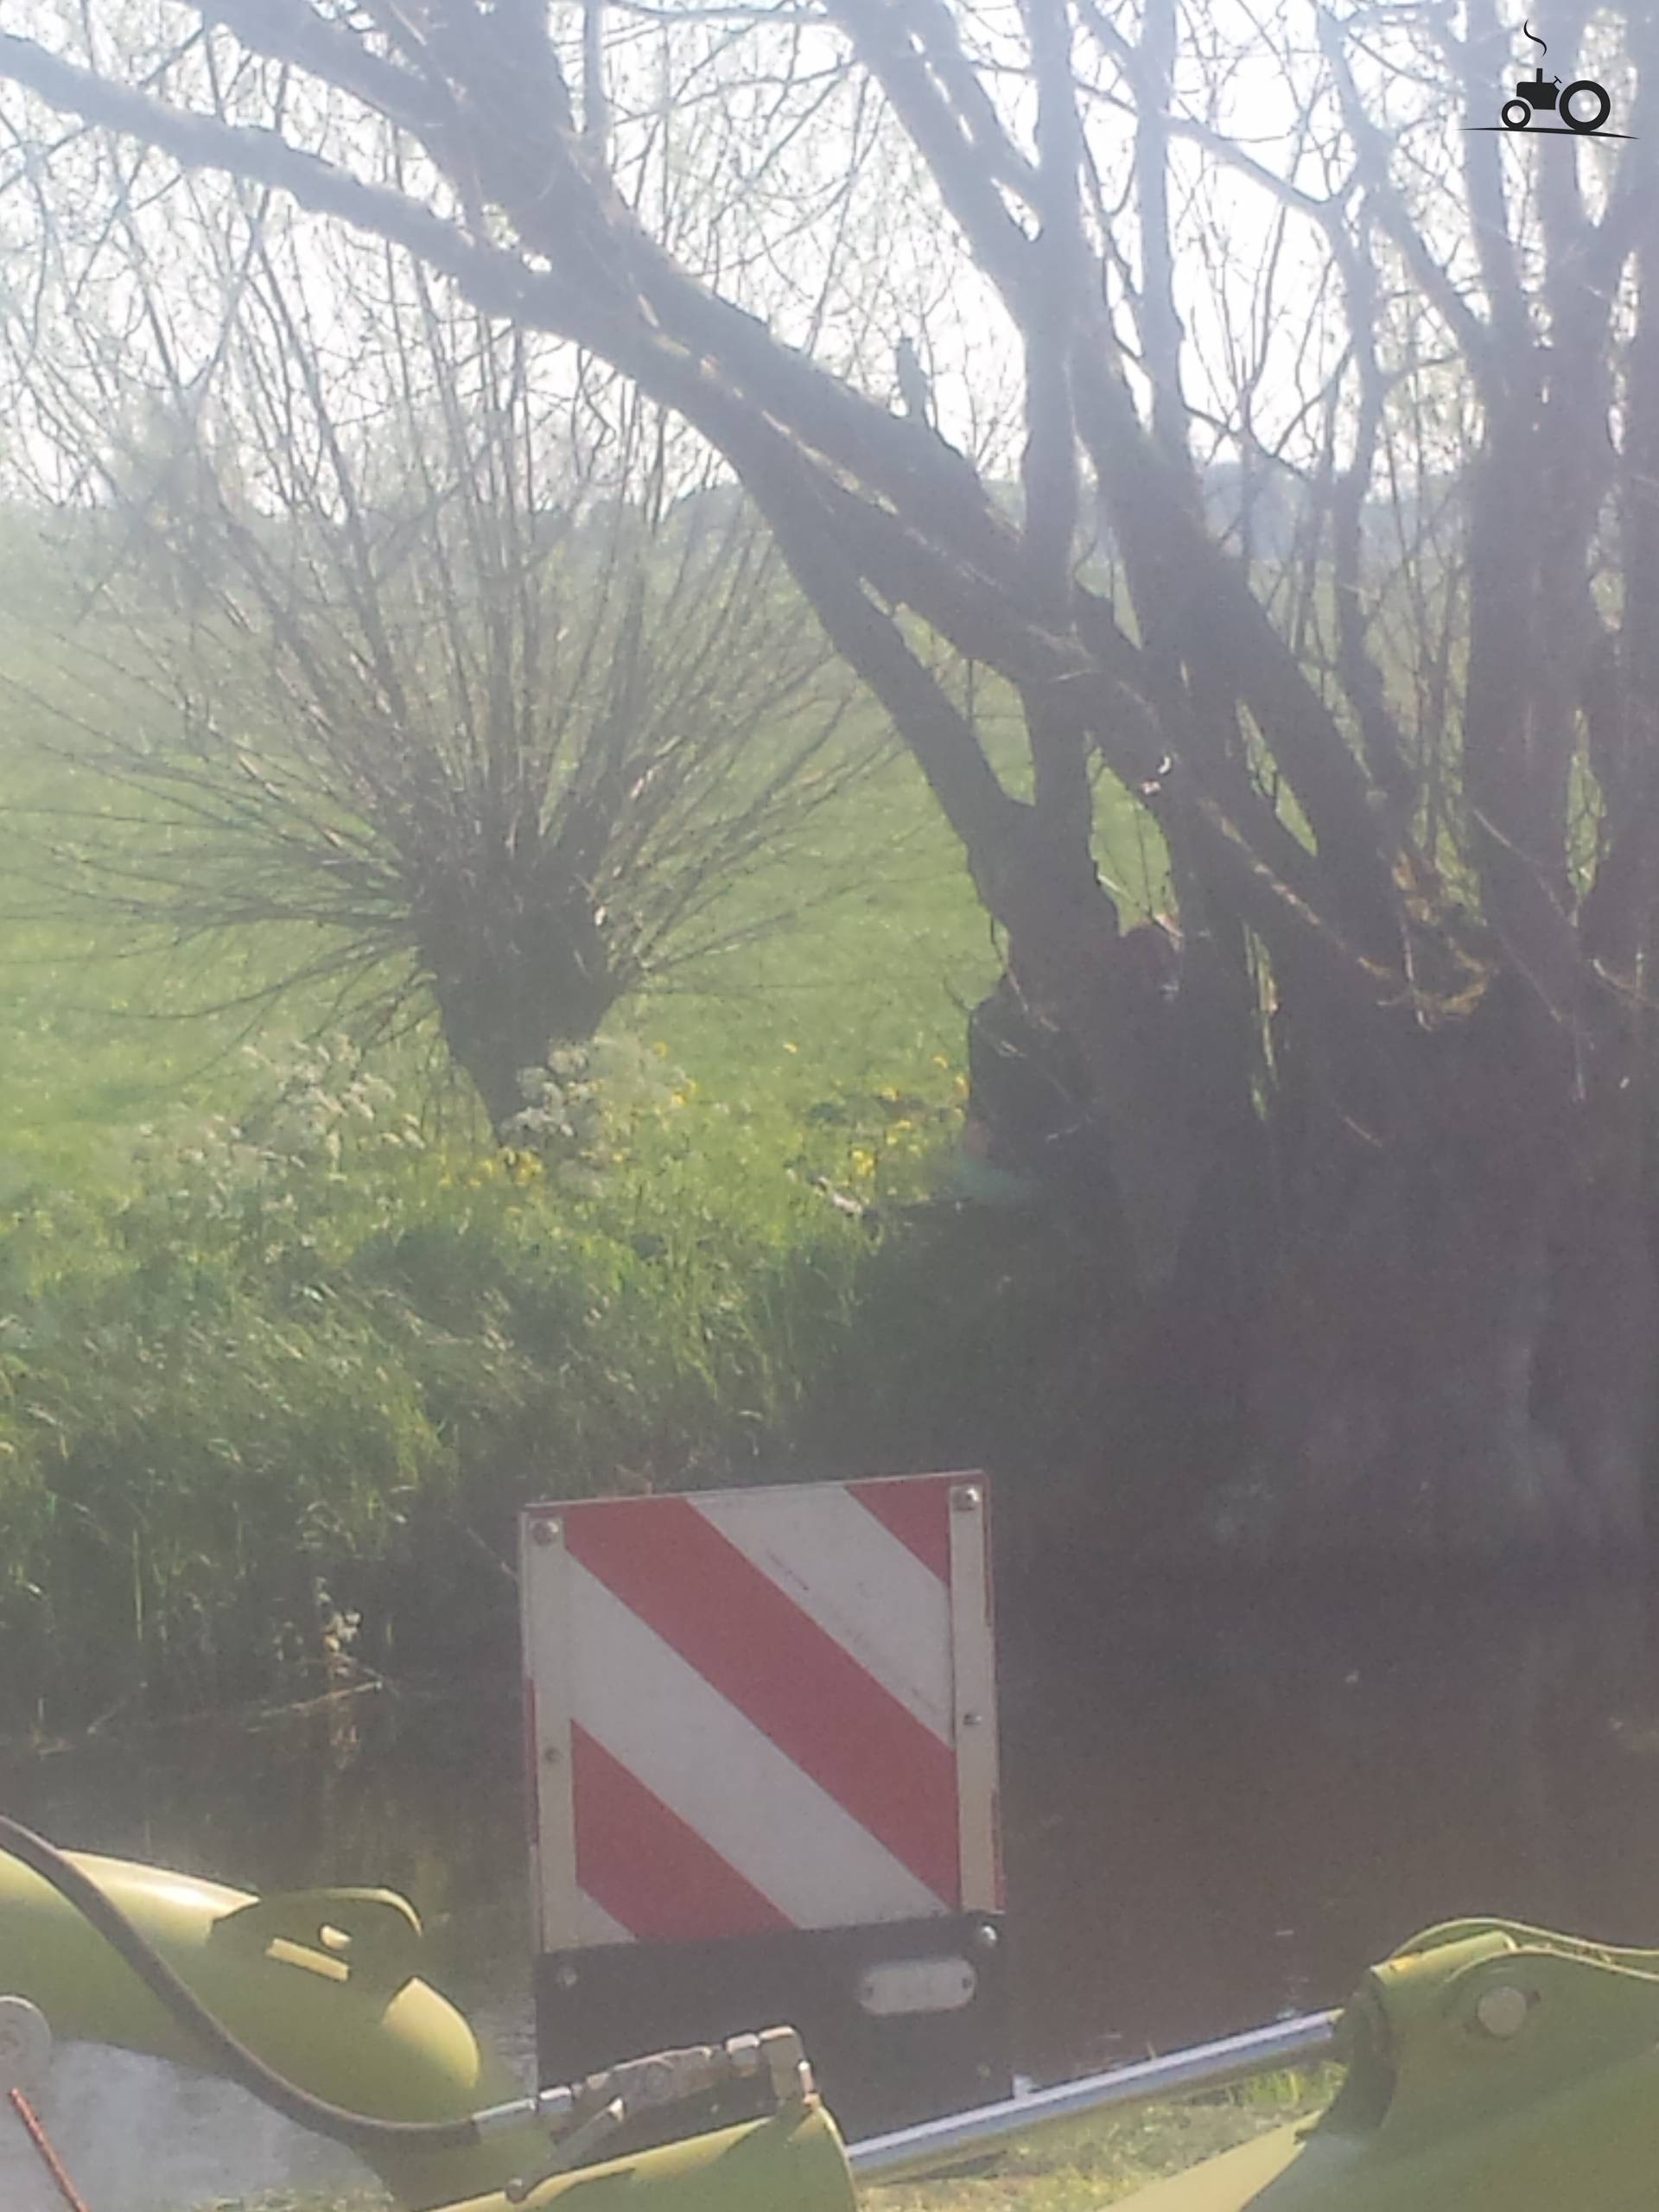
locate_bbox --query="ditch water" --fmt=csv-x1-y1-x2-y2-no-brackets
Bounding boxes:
7,1574,1659,2209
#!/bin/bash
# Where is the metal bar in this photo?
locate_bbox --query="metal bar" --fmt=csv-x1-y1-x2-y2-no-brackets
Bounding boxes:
848,2009,1342,2184
9,2088,95,2212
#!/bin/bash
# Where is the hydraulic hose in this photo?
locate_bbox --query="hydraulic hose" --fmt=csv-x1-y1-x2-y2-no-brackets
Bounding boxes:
0,1813,493,2154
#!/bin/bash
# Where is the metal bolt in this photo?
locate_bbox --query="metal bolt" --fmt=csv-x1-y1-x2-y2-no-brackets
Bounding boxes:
543,1744,563,1766
555,1962,580,1990
531,1518,562,1546
961,1710,982,1728
1474,1985,1530,2039
951,1486,982,1513
973,1922,1000,1952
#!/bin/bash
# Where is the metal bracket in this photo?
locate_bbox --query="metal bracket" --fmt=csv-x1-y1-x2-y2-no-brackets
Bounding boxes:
208,1886,424,1996
0,1999,50,2100
505,2097,626,2200
496,2024,812,2198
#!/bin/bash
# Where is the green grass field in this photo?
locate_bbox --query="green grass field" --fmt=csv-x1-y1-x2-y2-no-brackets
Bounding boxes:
0,747,982,1182
0,696,1167,1179
0,520,1170,1179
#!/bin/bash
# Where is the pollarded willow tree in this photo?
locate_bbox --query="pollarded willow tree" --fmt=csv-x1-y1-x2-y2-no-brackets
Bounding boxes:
2,0,1656,1561
0,188,869,1135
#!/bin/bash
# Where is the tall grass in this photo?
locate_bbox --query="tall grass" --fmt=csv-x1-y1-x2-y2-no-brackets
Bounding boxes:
0,1019,1128,1726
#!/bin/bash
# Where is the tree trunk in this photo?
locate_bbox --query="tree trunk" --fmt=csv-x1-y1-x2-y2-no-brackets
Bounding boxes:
1209,984,1656,1565
420,886,622,1136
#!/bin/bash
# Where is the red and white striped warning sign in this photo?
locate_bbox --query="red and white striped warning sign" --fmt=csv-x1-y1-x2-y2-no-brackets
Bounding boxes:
521,1473,1000,1952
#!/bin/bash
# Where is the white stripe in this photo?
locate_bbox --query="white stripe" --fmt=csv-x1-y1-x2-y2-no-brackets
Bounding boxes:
689,1489,953,1742
576,1890,637,1946
520,1519,577,1954
946,1479,1001,1912
569,1562,946,1928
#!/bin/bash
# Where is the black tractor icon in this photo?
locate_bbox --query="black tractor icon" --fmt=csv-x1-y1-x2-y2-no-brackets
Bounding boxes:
1502,21,1611,132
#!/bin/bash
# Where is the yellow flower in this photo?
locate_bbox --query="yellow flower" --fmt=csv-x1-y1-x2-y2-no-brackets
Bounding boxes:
850,1147,876,1179
782,1040,800,1055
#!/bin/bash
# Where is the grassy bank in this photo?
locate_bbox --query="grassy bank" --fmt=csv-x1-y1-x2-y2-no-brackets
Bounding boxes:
0,1025,1122,1724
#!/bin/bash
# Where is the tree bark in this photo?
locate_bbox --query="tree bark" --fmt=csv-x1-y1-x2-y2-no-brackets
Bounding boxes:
1218,982,1656,1562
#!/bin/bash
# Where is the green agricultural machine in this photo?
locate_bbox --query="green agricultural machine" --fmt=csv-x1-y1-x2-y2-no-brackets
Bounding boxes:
8,1814,1659,2212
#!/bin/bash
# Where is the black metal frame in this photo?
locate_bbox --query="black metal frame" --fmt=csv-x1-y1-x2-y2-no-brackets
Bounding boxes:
535,1912,1012,2145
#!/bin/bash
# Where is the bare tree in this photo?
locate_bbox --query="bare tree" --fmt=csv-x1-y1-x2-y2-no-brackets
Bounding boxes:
0,206,868,1130
2,1,1657,1560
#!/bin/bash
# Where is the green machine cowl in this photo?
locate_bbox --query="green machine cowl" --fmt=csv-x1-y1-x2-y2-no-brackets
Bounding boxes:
1122,1917,1659,2210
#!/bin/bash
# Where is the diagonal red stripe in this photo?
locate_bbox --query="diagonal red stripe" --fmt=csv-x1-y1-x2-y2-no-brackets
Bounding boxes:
847,1474,956,1583
571,1724,791,1942
565,1497,960,1905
